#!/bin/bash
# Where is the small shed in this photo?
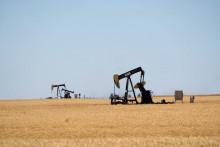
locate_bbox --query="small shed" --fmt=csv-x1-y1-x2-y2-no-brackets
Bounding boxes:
190,96,195,103
74,94,78,99
174,90,183,103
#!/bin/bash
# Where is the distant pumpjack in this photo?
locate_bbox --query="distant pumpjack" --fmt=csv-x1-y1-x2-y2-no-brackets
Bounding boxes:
51,84,74,99
62,88,74,99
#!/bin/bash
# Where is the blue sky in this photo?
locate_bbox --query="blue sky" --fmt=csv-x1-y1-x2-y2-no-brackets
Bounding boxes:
0,0,220,99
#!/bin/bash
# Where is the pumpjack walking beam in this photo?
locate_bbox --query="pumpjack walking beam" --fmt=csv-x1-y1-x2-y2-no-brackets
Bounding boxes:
115,67,145,87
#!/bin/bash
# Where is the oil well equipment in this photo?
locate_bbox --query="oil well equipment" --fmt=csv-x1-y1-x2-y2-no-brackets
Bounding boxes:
112,67,153,104
51,84,74,99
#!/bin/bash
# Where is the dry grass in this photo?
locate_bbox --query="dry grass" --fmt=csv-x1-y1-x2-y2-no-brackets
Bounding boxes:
0,96,220,146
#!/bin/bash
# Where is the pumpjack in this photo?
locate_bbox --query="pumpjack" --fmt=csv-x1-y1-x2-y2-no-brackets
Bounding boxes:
62,88,74,98
51,84,74,98
112,67,153,104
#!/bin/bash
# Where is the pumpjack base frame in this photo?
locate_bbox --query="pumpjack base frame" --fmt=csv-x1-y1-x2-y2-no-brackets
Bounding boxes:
154,102,174,104
111,98,138,105
111,97,175,105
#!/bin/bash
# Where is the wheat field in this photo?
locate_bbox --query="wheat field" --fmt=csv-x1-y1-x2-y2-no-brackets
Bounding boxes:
0,95,220,146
